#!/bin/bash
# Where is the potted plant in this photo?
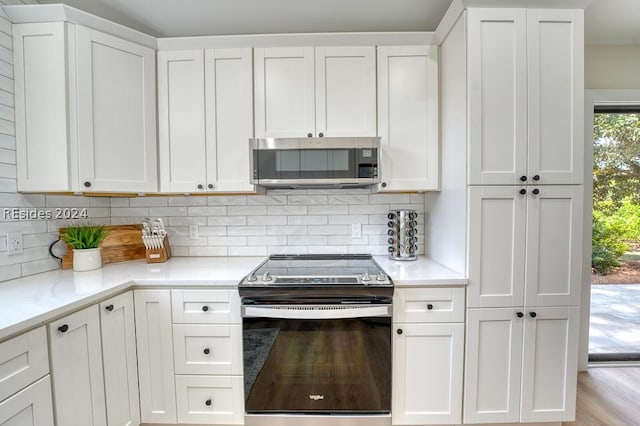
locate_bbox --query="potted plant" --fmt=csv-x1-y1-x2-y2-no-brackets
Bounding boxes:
60,223,110,272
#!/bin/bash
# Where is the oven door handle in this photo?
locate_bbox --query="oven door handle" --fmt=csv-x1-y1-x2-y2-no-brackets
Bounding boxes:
242,304,391,319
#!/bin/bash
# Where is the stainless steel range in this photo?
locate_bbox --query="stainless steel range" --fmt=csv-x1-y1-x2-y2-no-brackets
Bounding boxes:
239,254,393,426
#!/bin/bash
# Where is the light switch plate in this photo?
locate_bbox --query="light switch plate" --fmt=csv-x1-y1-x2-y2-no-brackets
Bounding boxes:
189,225,199,240
7,231,23,255
351,223,362,239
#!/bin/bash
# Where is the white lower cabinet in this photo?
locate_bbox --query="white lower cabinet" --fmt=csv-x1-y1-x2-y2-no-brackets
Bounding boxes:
100,292,140,426
173,324,242,375
48,305,107,426
134,289,177,423
392,287,465,425
464,306,580,424
0,376,54,426
175,375,244,424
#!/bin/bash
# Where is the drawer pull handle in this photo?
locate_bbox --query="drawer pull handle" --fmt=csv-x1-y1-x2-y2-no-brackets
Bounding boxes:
202,305,209,312
427,304,434,310
105,304,114,312
58,324,69,333
203,348,210,355
205,398,212,406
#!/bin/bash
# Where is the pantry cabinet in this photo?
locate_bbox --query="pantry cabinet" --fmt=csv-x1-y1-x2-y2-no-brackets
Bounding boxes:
464,307,579,423
377,45,439,191
158,48,254,193
467,9,583,186
467,185,583,309
254,46,376,138
134,289,177,423
392,287,464,425
48,305,107,426
99,292,140,426
13,22,157,193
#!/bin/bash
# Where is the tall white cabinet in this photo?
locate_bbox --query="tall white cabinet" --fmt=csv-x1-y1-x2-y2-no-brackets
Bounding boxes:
158,48,255,193
435,6,585,425
254,46,376,138
12,22,157,193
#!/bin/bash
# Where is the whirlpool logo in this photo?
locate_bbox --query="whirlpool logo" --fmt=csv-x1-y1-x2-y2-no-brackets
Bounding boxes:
308,394,325,401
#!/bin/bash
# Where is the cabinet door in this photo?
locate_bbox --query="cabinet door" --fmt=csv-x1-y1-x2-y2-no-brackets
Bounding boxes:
0,376,54,426
527,9,584,185
468,9,527,185
48,305,106,426
13,22,78,192
158,50,207,193
520,306,579,423
134,290,177,423
377,46,439,191
467,186,527,308
392,323,463,425
464,308,523,424
77,26,157,192
254,47,315,137
0,327,49,402
205,48,255,192
525,185,583,307
315,46,376,137
100,292,140,426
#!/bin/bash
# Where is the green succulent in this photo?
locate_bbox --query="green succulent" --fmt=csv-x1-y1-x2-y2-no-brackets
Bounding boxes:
60,223,110,249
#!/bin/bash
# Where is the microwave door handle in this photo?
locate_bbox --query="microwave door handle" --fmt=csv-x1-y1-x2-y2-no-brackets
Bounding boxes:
242,305,391,320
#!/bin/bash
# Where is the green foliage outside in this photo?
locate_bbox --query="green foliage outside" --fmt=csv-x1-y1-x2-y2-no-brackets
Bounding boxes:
592,112,640,274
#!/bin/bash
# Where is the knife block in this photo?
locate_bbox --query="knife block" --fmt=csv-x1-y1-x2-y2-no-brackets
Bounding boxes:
146,236,172,263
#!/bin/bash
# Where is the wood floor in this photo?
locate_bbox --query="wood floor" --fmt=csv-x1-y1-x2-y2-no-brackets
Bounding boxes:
563,367,640,425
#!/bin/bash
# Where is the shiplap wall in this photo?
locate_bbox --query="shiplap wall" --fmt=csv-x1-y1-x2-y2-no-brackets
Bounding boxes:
0,2,425,283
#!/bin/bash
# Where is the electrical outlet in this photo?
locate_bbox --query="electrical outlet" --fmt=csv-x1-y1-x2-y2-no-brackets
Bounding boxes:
7,232,23,255
351,223,362,239
189,225,199,240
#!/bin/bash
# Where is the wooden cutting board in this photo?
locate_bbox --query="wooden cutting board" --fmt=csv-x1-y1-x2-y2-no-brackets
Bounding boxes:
61,224,146,269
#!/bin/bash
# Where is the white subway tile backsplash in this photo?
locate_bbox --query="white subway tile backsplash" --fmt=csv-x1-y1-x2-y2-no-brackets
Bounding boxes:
90,197,111,208
208,236,246,246
328,215,368,225
288,195,328,205
228,246,267,256
198,226,227,236
247,195,287,205
370,193,412,204
130,197,168,207
267,225,306,236
327,235,369,245
288,235,327,246
247,236,287,246
171,246,189,256
308,245,348,254
349,204,390,215
207,216,246,226
109,198,130,207
169,217,208,226
208,196,247,206
0,264,20,282
110,207,149,217
328,194,369,205
21,258,60,277
228,205,267,216
188,206,226,216
268,245,309,255
307,225,349,235
267,205,307,215
45,195,92,207
228,226,266,236
188,246,227,256
362,224,387,235
307,205,348,215
169,236,208,246
287,215,327,225
168,196,207,206
148,207,188,216
247,216,287,226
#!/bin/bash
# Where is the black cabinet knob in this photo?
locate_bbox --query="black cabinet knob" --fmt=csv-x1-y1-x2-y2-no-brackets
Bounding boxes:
381,182,387,188
516,312,524,318
202,305,209,312
529,312,537,318
318,132,324,137
203,348,210,355
207,184,214,189
396,328,403,335
84,181,91,188
532,188,540,195
520,175,527,182
105,304,114,312
58,324,69,333
387,213,396,219
519,189,526,195
427,304,434,310
197,184,204,190
307,133,313,138
205,399,212,406
533,175,540,181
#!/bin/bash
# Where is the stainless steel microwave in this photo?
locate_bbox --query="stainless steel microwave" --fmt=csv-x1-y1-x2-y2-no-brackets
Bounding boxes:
249,137,381,188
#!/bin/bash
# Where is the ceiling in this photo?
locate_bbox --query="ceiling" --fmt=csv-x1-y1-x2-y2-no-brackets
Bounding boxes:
36,0,640,45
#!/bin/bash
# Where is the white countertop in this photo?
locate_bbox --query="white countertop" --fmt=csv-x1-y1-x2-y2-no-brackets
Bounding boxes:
0,256,466,341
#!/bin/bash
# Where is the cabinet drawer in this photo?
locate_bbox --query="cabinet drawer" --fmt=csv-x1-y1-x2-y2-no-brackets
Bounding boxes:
175,375,243,425
394,288,465,323
0,375,54,426
173,324,242,375
0,327,49,401
172,289,240,324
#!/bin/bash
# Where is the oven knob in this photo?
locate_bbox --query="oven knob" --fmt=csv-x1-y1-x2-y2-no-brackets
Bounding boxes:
262,272,272,282
376,272,387,282
246,273,257,282
361,272,371,282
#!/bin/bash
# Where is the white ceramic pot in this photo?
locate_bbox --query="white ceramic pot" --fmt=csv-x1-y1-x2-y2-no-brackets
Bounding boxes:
72,248,102,272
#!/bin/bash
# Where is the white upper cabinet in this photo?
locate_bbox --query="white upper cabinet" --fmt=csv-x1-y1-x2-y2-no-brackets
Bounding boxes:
377,45,438,191
254,46,376,138
77,27,157,192
158,48,254,193
467,9,583,185
13,22,157,193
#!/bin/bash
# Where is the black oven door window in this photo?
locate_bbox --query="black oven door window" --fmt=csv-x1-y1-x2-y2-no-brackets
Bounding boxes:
243,317,391,413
